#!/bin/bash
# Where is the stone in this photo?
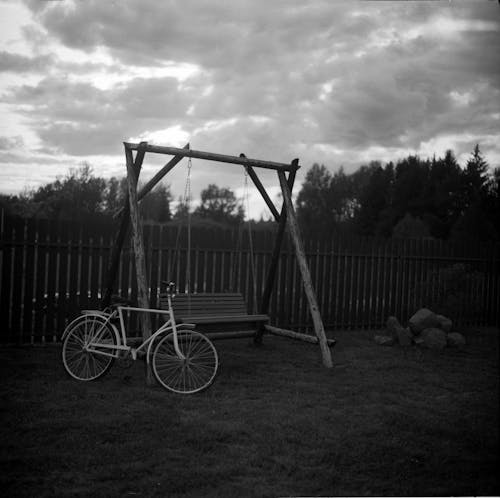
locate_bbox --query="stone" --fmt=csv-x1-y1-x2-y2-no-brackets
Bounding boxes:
374,335,395,346
387,316,404,340
421,327,447,350
436,314,453,333
447,332,466,347
397,327,413,347
408,308,439,335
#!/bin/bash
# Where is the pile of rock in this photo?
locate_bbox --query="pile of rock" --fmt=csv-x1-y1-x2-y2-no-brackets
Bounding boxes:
374,308,466,350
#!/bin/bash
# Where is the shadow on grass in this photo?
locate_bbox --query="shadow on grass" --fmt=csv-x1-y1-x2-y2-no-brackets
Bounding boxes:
1,327,498,497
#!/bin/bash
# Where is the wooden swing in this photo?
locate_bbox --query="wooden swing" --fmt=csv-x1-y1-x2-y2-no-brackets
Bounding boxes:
102,142,335,368
158,156,269,338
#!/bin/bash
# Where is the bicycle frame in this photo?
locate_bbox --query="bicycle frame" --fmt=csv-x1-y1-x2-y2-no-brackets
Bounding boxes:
84,294,191,363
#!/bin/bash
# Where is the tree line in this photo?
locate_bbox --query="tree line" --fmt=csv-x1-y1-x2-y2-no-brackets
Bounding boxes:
296,145,499,241
0,163,244,227
1,144,498,240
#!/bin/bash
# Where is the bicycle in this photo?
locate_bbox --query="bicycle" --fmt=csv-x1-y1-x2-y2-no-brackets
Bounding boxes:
61,282,219,394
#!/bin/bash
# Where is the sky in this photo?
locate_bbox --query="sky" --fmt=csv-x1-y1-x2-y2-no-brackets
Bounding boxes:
0,0,499,219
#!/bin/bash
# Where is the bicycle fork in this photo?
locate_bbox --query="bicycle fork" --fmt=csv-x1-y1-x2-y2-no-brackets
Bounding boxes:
167,294,186,360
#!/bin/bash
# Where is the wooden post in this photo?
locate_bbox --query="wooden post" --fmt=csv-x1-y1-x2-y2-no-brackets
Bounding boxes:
254,166,296,344
125,145,154,384
102,145,147,307
278,170,333,368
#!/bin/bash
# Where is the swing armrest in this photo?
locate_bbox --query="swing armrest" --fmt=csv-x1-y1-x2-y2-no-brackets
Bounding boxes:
177,314,269,325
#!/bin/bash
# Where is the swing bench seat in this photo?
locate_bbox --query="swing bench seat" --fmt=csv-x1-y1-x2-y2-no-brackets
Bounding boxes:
159,292,269,340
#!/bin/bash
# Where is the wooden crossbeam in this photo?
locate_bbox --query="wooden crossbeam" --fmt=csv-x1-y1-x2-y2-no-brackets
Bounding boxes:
124,142,299,172
242,160,281,222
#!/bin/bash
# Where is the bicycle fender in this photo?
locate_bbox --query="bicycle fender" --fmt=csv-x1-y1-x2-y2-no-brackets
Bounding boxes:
61,313,120,345
61,313,106,340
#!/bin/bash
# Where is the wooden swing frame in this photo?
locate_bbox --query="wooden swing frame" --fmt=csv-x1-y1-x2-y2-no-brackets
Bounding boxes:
103,141,334,368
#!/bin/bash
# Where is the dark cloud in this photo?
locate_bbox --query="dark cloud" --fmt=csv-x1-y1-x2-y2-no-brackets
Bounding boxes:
4,75,195,155
0,51,53,72
22,1,377,70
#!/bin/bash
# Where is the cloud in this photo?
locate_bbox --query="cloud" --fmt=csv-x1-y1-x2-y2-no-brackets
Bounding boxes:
0,51,53,72
0,0,498,205
4,74,197,155
0,135,24,150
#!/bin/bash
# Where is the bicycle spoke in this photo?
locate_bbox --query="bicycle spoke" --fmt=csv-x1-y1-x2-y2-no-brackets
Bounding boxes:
62,317,117,382
152,331,218,394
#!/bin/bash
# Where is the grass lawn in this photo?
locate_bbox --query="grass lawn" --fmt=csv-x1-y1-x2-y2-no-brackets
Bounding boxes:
1,327,498,497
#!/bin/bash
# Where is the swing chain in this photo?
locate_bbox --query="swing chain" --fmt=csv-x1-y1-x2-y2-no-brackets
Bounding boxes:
168,157,193,293
184,157,192,208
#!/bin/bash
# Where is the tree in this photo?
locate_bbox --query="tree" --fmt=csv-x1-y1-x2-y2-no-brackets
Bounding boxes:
0,190,42,218
30,163,107,221
104,176,127,216
392,213,431,239
425,150,463,238
485,167,500,238
194,184,244,226
296,163,355,235
296,163,332,231
352,162,394,236
330,167,356,222
139,184,172,223
451,147,498,241
463,144,489,205
392,155,430,220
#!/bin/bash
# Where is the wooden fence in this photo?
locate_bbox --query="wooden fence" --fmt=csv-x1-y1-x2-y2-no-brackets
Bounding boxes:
1,213,498,343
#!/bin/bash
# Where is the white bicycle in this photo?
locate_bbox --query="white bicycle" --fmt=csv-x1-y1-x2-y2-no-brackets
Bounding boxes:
61,283,218,394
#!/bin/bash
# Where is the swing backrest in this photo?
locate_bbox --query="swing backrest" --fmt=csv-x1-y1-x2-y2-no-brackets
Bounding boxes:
169,293,248,318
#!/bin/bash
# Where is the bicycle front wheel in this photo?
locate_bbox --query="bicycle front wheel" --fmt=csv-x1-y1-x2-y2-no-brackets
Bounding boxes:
62,316,119,381
152,330,218,394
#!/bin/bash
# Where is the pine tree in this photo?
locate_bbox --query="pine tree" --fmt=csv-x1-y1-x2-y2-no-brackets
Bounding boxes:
463,144,489,207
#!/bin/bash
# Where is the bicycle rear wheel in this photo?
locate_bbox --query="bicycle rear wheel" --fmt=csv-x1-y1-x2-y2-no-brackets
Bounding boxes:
152,330,218,394
62,316,118,381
